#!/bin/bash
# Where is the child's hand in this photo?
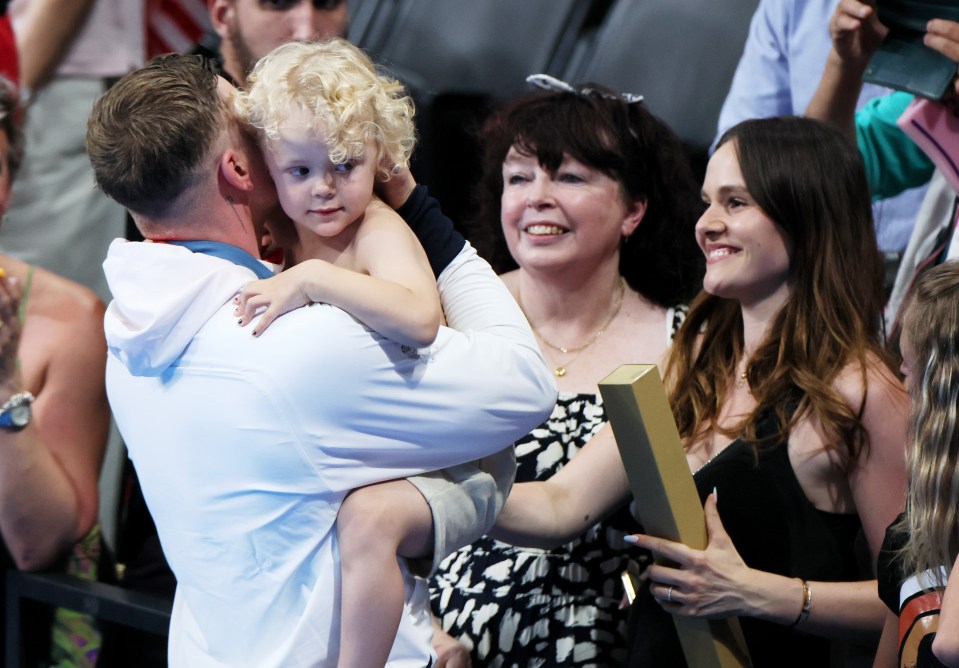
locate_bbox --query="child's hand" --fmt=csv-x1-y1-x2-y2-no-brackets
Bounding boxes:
234,262,322,336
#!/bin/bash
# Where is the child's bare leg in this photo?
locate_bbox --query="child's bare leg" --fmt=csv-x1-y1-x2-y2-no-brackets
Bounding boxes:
336,479,433,668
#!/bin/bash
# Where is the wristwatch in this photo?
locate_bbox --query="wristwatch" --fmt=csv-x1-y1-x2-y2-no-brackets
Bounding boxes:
0,392,34,432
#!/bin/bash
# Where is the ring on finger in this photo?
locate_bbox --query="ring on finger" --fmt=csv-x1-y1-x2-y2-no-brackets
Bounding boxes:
666,586,674,603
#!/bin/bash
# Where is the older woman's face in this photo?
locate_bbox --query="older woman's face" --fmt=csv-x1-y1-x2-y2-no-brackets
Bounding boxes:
499,146,644,274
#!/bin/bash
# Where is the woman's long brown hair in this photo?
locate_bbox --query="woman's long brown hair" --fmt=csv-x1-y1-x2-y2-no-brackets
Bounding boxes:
666,117,893,460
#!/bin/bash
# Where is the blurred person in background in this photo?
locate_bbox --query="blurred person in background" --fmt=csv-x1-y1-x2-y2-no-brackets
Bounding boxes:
0,75,109,666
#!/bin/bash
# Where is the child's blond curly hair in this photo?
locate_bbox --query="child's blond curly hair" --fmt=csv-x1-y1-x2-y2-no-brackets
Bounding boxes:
234,38,415,179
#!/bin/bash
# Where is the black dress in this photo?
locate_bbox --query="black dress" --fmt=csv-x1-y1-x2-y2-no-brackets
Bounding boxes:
625,413,863,667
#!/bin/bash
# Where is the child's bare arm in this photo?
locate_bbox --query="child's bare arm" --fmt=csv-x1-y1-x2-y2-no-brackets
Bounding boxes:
346,200,443,347
329,201,441,346
235,201,442,346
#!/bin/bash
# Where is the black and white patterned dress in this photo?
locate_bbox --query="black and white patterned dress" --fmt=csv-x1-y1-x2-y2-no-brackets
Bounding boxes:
429,308,685,668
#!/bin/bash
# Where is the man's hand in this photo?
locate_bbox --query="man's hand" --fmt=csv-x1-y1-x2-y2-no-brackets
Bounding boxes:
926,19,959,62
830,0,888,71
807,0,886,140
374,168,416,210
925,19,959,98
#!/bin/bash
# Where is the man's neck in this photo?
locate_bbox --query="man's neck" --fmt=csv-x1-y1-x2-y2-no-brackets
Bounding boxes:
164,240,272,279
223,63,245,89
138,203,262,260
218,50,246,89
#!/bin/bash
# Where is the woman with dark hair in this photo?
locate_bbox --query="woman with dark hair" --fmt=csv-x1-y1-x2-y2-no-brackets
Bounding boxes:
489,116,908,666
468,80,704,304
429,79,704,667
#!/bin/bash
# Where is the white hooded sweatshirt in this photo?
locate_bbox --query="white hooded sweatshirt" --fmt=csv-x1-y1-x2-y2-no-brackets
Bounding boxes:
102,239,555,667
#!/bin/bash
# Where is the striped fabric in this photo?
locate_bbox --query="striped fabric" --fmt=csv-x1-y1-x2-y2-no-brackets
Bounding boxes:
147,0,211,57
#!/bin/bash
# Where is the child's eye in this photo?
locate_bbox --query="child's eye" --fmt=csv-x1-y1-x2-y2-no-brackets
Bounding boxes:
288,166,310,177
334,161,355,173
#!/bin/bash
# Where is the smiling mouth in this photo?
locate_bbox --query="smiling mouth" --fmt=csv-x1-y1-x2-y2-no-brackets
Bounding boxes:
311,207,341,216
708,247,739,260
525,224,566,236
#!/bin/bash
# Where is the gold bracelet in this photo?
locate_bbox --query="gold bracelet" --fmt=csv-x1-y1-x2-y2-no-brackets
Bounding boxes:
789,578,812,627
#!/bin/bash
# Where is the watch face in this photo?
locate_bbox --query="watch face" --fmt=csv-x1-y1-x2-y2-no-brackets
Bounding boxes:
0,393,32,431
9,405,29,427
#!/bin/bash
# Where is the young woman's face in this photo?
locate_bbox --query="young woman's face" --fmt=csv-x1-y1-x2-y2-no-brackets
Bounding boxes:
263,106,377,239
499,146,644,274
696,141,793,311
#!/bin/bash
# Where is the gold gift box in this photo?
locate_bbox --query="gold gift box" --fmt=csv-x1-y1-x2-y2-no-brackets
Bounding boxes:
599,364,752,668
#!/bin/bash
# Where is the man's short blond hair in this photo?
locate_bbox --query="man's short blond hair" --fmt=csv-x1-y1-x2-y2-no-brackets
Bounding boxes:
234,38,415,178
87,54,228,217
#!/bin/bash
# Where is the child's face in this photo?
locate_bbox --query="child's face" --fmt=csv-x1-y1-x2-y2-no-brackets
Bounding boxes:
263,107,377,239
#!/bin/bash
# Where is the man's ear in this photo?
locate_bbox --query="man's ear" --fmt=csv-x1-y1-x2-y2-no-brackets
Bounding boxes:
219,148,255,193
209,0,232,39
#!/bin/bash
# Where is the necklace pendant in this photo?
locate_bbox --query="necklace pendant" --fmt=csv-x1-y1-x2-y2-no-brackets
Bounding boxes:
554,366,567,377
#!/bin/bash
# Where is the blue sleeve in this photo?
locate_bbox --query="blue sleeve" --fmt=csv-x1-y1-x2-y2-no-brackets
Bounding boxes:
396,184,467,278
855,92,935,200
713,0,793,148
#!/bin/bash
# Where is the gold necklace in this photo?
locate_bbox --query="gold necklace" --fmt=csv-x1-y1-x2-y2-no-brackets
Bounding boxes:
735,358,750,389
517,278,626,377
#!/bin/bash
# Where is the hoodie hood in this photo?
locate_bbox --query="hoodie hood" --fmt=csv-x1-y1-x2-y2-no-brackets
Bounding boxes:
103,239,264,376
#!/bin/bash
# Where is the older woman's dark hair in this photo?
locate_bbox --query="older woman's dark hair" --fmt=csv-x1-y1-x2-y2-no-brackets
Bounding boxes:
0,78,23,180
468,87,704,308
